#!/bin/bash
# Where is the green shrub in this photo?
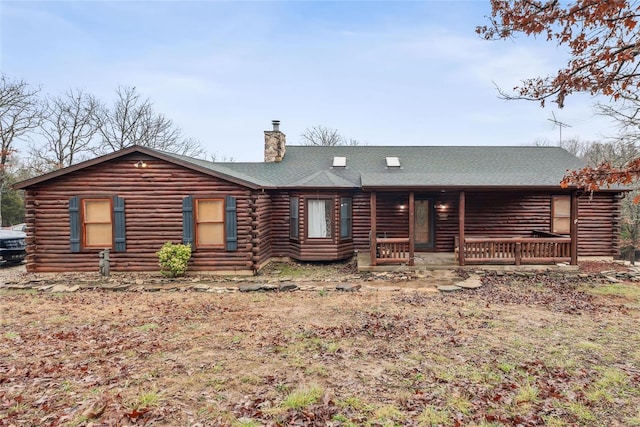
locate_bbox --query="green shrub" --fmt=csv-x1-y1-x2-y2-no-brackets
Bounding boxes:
157,242,192,277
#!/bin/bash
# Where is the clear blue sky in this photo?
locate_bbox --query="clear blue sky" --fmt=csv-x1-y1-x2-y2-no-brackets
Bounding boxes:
1,1,616,161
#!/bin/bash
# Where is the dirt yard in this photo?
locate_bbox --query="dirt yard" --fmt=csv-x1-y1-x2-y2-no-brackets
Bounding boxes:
1,263,640,426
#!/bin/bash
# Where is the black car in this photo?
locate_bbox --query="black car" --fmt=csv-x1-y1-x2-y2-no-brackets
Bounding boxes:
0,230,27,264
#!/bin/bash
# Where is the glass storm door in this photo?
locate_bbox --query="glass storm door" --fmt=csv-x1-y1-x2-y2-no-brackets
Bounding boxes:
414,199,434,251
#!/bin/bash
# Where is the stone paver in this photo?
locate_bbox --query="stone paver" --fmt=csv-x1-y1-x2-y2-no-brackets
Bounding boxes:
456,274,483,289
238,283,278,292
437,285,462,292
336,283,361,292
3,261,636,294
278,282,298,291
50,284,80,293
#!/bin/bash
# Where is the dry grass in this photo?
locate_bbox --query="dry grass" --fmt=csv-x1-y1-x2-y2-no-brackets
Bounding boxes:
1,275,640,426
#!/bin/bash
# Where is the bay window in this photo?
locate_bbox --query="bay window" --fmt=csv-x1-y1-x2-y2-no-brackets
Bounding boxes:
307,199,332,238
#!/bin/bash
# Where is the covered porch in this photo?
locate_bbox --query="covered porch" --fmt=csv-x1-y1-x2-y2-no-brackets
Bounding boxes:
368,190,578,267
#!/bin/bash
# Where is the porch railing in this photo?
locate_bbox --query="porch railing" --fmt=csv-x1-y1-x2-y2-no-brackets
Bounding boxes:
374,237,411,265
457,236,571,265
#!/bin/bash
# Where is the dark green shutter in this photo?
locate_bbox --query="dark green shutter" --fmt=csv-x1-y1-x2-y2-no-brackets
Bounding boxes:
69,196,80,253
182,196,194,247
113,196,126,252
225,195,237,251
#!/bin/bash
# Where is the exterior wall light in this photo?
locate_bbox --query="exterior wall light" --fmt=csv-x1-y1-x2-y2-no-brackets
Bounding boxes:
134,160,147,168
436,201,449,220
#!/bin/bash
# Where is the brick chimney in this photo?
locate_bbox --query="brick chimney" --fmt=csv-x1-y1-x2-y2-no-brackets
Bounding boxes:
264,120,286,162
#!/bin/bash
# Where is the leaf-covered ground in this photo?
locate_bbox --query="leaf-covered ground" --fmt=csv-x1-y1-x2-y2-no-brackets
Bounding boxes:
2,273,640,426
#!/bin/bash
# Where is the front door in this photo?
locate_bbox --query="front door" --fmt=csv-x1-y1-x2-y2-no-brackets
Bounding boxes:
414,198,434,251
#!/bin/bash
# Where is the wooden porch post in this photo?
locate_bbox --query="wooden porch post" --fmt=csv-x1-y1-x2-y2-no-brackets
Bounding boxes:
459,190,465,266
371,191,377,266
570,190,578,265
409,191,415,266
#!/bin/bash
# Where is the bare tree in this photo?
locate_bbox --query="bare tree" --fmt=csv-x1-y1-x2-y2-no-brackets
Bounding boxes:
591,100,640,263
0,76,42,166
560,138,590,159
582,140,640,169
300,125,360,146
98,85,204,157
344,138,361,147
30,89,101,173
570,139,640,263
620,192,640,264
208,151,235,162
0,75,42,226
597,94,640,146
98,85,162,151
175,137,206,158
533,137,592,158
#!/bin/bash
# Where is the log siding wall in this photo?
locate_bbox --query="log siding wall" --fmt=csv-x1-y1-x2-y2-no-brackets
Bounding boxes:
251,192,272,268
464,192,551,237
434,192,460,252
269,192,291,257
352,193,372,250
22,152,622,273
24,155,258,273
578,192,621,257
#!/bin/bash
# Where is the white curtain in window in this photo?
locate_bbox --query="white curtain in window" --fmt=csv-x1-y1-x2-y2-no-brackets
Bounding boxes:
308,200,329,238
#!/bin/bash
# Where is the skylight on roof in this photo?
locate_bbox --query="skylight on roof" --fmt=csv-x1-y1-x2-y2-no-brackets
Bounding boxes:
386,156,401,167
333,156,347,167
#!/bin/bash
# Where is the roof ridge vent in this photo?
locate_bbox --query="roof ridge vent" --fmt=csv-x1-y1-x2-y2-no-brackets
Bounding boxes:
333,156,347,167
386,156,401,168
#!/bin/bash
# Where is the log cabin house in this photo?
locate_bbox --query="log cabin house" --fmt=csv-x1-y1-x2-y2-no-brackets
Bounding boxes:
15,121,624,274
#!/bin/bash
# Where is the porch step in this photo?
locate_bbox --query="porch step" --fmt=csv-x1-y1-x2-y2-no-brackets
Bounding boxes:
414,253,456,265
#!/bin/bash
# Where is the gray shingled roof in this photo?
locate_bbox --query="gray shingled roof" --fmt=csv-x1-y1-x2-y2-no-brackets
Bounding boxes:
183,145,585,189
157,151,278,187
16,145,587,191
